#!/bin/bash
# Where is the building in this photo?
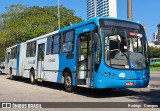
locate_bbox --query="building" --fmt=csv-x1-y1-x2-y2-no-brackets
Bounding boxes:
157,24,160,45
148,41,160,48
152,32,158,44
87,0,117,19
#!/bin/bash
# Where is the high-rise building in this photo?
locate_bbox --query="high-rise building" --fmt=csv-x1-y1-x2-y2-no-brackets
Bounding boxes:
152,32,158,45
87,0,117,19
157,24,160,45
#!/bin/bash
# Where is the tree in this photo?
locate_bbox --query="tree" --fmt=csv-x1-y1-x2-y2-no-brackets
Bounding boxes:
0,5,83,62
149,47,160,58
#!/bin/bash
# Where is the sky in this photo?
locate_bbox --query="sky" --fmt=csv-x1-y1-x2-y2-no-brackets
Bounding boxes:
0,0,159,41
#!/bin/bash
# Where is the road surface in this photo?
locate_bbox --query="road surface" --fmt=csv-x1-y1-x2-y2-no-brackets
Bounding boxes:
0,73,159,111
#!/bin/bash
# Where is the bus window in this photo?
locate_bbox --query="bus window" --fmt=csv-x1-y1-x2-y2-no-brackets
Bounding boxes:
51,36,54,54
51,35,60,54
10,47,17,59
7,52,10,63
26,42,31,57
94,33,101,71
62,31,74,52
38,44,45,61
26,41,36,57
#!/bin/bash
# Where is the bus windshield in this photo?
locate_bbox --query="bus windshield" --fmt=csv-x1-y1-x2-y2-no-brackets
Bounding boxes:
100,19,148,69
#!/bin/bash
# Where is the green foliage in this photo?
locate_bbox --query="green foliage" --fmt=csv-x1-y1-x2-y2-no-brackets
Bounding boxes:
150,63,160,67
150,67,160,72
0,4,83,62
149,47,160,58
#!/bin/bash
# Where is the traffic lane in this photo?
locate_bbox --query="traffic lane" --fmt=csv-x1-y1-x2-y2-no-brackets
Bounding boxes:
149,73,160,87
150,77,160,81
0,74,160,111
0,74,160,103
150,73,160,77
0,76,136,102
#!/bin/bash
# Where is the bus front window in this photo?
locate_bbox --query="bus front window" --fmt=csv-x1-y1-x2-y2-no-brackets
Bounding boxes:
128,33,146,69
103,29,147,69
104,30,129,69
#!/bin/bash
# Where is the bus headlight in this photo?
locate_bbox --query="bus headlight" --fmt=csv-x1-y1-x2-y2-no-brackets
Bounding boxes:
111,73,115,78
104,72,110,77
143,74,148,78
104,72,115,78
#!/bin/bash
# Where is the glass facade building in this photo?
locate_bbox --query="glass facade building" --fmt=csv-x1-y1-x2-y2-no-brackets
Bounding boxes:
157,24,160,45
87,0,117,19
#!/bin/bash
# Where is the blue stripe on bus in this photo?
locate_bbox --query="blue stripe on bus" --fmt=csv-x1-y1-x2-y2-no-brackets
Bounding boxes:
16,44,21,76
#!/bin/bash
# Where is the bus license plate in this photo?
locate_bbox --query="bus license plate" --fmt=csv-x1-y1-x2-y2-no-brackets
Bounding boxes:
126,82,134,86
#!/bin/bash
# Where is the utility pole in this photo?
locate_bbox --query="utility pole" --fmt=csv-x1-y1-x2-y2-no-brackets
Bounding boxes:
58,0,60,30
127,0,132,20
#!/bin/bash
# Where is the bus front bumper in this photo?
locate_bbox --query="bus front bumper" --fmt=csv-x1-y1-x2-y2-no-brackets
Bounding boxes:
94,74,150,89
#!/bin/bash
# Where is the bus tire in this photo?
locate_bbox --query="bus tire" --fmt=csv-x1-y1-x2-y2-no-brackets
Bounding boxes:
30,69,36,85
64,71,73,92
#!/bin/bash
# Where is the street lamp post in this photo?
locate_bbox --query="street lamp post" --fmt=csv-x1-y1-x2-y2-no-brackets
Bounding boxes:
58,0,60,30
127,0,132,20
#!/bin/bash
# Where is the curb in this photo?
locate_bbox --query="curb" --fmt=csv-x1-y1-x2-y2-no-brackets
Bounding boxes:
150,72,160,74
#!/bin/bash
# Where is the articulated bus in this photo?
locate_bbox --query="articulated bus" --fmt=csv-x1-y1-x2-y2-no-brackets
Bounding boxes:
5,17,150,92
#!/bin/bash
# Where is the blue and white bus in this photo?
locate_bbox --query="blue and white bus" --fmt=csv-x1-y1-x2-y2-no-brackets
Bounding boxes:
5,17,150,92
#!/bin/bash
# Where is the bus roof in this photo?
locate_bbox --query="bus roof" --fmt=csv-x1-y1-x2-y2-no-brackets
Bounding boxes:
59,16,141,32
26,30,58,43
6,43,21,50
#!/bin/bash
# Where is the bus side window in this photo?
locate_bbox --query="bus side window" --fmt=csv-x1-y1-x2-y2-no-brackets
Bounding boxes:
62,31,74,53
26,41,36,57
94,33,101,71
49,34,60,54
10,47,17,59
31,41,36,57
26,42,30,57
7,52,10,63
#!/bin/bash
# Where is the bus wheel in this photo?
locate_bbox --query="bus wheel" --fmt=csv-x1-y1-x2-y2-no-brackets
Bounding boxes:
30,70,36,85
64,72,73,92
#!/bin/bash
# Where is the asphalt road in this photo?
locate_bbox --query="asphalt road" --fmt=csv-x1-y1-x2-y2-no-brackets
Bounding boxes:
150,73,160,81
0,73,160,111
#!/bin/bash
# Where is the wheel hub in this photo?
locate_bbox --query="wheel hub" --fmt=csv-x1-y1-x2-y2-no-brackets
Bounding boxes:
66,76,71,86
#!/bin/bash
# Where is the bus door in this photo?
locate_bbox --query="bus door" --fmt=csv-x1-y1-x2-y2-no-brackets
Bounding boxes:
37,43,45,79
77,31,95,87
